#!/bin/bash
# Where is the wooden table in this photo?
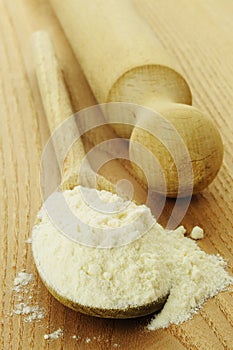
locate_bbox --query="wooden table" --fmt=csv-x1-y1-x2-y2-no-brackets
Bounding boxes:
1,0,233,349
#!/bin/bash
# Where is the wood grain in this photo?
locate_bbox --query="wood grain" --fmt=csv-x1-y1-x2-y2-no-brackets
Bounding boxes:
0,0,232,349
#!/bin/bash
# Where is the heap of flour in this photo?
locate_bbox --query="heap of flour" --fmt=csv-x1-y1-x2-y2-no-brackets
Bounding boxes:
32,186,233,329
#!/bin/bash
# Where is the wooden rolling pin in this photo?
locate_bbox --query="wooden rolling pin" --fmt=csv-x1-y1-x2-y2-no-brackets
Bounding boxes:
50,0,223,197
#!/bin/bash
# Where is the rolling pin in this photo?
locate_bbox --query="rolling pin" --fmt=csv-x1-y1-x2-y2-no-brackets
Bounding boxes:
50,0,223,197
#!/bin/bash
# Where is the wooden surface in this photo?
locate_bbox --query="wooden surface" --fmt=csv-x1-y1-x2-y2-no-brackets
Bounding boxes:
0,0,233,349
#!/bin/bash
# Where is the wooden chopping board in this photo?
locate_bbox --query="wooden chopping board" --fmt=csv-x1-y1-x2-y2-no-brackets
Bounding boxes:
0,0,232,349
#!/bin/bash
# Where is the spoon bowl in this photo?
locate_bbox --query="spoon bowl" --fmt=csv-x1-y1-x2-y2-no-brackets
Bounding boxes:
41,274,168,318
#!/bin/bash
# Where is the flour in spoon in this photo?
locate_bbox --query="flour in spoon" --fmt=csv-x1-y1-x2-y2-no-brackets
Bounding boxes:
32,186,233,329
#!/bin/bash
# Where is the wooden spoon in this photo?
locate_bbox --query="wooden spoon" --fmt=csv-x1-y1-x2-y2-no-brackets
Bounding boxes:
31,31,168,318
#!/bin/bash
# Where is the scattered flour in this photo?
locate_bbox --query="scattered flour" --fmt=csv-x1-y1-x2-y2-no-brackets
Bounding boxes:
44,328,63,340
13,302,44,322
25,238,32,244
13,272,33,292
190,226,204,240
32,186,233,330
71,334,119,347
72,335,81,340
12,271,45,322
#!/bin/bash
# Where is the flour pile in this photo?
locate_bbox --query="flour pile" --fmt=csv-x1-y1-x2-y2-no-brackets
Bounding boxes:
147,227,232,329
32,186,233,329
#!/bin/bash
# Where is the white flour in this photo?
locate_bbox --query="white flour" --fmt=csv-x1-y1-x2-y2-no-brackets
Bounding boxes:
13,272,33,292
44,328,63,340
33,187,169,309
190,225,204,240
85,337,91,343
13,302,44,322
147,230,232,329
12,271,45,322
32,186,233,329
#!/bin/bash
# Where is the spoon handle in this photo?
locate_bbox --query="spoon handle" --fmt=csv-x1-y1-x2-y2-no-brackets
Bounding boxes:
31,31,115,193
